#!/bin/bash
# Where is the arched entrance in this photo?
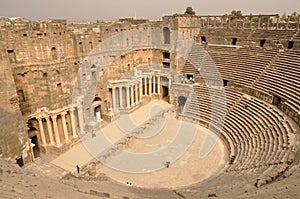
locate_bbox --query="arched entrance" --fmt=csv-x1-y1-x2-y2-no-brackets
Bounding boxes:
27,118,40,158
162,86,169,102
163,27,170,44
178,96,187,113
93,97,103,121
16,156,24,168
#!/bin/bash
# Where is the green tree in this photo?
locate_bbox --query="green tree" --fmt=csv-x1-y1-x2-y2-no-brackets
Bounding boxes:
184,6,196,15
229,10,243,20
281,13,287,21
290,12,299,21
252,17,259,23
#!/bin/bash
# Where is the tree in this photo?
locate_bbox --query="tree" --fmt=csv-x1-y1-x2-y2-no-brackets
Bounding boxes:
290,12,299,21
229,10,243,20
252,17,259,23
184,7,196,15
281,13,287,22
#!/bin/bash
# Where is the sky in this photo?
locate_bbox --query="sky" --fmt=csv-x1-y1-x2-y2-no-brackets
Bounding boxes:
0,0,299,21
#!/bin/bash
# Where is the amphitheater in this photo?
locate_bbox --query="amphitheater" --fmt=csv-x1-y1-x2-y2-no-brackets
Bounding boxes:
0,13,300,198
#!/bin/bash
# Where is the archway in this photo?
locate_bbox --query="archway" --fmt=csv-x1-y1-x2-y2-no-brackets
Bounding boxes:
93,97,103,121
51,47,57,60
94,105,102,121
178,96,187,113
27,118,40,158
163,27,170,44
28,128,40,158
30,135,40,158
162,86,169,102
16,156,24,168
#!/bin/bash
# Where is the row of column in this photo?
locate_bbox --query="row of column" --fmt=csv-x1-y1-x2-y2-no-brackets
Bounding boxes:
111,75,161,109
37,110,77,146
112,82,142,109
201,16,300,30
143,75,161,96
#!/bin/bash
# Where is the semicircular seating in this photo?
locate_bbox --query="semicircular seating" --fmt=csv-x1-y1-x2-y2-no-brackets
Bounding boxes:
181,44,299,187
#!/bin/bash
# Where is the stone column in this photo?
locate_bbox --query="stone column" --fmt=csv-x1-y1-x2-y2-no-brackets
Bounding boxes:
46,116,55,145
28,138,35,161
153,75,156,94
286,16,290,29
131,84,135,106
157,76,161,94
149,76,152,95
52,115,61,145
267,17,270,30
144,77,147,95
112,87,116,109
139,80,143,102
70,109,77,138
119,86,123,109
297,16,300,31
134,83,138,104
126,86,130,109
258,17,261,29
221,18,224,28
276,17,279,29
168,78,171,89
242,18,245,29
61,112,69,142
214,17,217,29
227,18,230,29
37,118,47,146
77,105,84,133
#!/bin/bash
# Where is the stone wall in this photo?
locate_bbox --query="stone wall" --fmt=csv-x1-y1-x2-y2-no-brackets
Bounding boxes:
0,17,167,164
0,32,29,163
0,14,299,164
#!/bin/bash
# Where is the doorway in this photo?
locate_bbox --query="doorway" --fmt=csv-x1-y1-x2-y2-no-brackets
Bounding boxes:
272,95,282,106
27,119,40,159
16,156,24,168
232,38,237,45
287,41,294,49
260,39,266,47
178,96,187,113
30,135,40,158
162,86,169,102
163,27,170,44
94,105,102,121
223,79,229,87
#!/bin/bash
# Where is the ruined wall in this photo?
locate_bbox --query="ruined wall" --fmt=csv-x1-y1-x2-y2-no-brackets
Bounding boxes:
0,17,166,162
0,28,29,162
0,18,80,162
0,18,79,117
163,15,202,41
2,14,297,163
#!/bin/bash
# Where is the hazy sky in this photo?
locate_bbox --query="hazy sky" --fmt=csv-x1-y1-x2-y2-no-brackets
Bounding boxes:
0,0,299,21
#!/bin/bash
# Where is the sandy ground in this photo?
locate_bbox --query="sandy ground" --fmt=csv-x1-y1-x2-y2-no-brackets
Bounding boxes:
1,100,299,199
99,113,227,188
51,100,227,189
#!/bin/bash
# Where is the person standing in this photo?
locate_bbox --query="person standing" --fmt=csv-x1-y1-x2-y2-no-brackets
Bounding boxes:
166,160,170,168
76,165,80,174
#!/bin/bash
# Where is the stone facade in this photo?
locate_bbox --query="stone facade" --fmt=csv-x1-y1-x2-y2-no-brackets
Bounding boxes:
0,13,299,166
